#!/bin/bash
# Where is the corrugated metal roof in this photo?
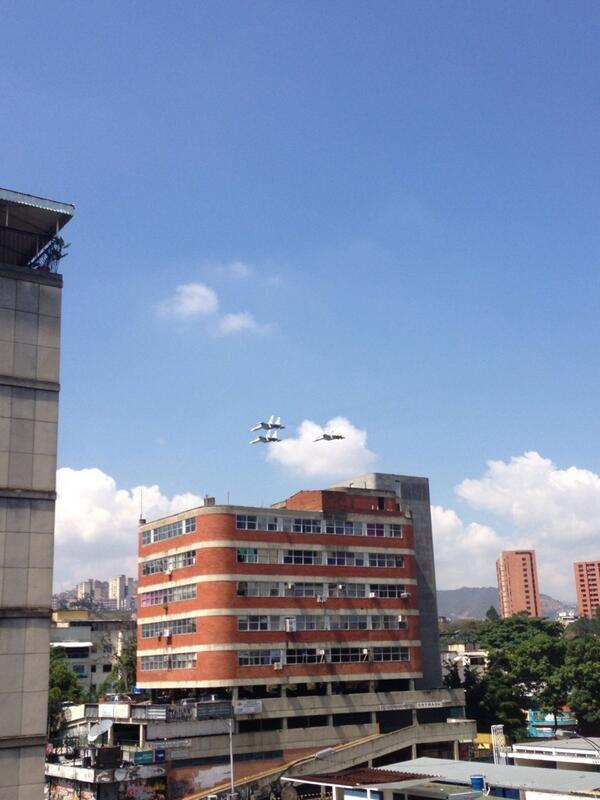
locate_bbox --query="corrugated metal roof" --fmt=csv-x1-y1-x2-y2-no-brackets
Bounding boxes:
291,768,432,787
377,757,600,792
0,187,74,216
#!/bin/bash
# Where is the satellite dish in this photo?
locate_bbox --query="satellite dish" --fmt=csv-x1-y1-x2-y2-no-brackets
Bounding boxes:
114,768,129,781
88,719,113,742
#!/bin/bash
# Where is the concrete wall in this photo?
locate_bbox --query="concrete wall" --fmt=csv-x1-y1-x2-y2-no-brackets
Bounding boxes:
0,266,62,800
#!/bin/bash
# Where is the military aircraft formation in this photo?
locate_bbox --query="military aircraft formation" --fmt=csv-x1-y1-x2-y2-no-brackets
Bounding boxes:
249,415,345,445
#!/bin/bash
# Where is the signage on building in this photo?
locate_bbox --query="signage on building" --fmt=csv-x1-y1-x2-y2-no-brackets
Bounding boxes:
377,699,447,711
148,739,191,749
134,751,154,765
153,749,166,763
234,699,263,715
98,703,130,719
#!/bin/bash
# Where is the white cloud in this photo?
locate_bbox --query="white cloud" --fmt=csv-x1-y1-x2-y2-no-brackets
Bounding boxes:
266,416,376,480
217,261,254,279
157,282,219,319
217,312,270,336
433,451,600,600
54,467,203,590
431,505,506,591
157,281,270,335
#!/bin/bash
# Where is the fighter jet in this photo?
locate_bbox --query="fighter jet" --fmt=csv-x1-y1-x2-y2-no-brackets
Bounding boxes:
314,433,345,442
250,430,282,445
250,415,285,432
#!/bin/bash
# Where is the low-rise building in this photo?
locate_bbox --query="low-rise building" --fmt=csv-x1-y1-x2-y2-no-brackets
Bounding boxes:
510,737,600,772
51,609,135,691
282,758,600,800
440,643,488,682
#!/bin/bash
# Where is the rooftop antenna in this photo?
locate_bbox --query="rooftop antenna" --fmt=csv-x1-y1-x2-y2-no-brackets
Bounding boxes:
139,489,146,525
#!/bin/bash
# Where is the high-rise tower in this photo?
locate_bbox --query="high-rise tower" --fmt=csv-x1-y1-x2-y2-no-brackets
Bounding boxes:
0,188,74,795
496,549,541,618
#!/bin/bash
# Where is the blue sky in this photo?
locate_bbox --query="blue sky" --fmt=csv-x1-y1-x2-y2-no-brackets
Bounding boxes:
4,2,600,597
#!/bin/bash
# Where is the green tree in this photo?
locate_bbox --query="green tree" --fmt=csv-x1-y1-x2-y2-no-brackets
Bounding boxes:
561,636,600,734
485,606,500,622
442,661,462,689
477,613,562,651
48,648,84,734
106,638,137,694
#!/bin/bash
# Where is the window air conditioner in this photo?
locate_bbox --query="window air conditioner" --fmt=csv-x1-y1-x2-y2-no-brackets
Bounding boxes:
165,569,173,577
285,618,297,633
163,629,172,638
400,592,411,599
397,615,405,622
273,662,283,670
362,648,369,655
317,648,326,656
316,596,326,603
337,584,344,590
287,583,295,589
368,592,376,598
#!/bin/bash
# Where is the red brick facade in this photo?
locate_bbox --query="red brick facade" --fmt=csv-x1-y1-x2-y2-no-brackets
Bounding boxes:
137,487,421,688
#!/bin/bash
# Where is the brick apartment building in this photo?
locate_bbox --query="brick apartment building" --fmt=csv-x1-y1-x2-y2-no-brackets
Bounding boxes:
496,549,541,618
574,560,600,618
135,475,473,790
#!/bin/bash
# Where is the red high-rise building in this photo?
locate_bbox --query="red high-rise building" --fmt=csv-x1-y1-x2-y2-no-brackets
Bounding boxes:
496,549,541,618
574,561,600,618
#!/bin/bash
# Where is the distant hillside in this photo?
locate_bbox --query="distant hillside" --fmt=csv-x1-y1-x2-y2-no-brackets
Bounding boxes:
437,586,575,619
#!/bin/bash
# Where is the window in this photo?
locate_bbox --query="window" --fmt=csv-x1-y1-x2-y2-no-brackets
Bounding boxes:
237,581,280,597
139,583,197,607
369,584,405,598
366,523,385,537
330,647,363,663
372,646,409,662
389,524,402,538
141,550,196,575
236,515,257,530
327,551,364,567
368,553,404,568
170,652,197,670
141,653,197,670
283,550,320,565
238,615,280,631
72,664,88,677
295,615,320,631
327,583,366,598
329,614,368,630
325,517,358,536
238,650,282,666
257,515,279,531
286,648,320,664
237,548,278,564
291,518,322,533
141,618,197,638
102,664,111,673
284,582,321,597
371,615,407,630
141,517,196,545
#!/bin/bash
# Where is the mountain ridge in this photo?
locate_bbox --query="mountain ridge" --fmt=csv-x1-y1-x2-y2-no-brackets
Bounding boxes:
437,585,576,619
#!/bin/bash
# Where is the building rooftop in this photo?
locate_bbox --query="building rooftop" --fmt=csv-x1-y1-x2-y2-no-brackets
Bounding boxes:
0,186,74,269
290,767,432,787
377,757,600,792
